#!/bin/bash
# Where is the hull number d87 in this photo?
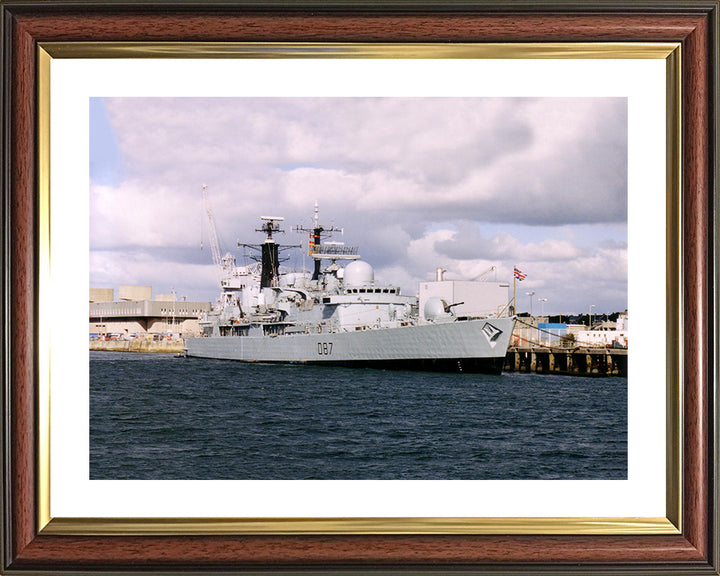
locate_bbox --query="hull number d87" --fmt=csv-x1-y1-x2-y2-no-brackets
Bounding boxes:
317,342,333,355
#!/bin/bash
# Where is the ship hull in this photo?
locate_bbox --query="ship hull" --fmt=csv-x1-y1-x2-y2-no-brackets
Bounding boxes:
185,317,515,374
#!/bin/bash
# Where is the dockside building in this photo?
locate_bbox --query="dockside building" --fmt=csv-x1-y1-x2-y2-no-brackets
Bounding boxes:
89,286,211,339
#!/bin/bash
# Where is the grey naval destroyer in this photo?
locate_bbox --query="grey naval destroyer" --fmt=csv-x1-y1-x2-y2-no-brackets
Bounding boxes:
185,206,516,374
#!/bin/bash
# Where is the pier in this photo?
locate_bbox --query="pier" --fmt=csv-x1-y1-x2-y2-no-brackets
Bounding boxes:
504,346,627,377
90,339,184,354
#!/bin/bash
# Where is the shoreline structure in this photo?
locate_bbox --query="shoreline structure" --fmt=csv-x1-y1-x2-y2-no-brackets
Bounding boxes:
90,339,184,354
89,339,627,376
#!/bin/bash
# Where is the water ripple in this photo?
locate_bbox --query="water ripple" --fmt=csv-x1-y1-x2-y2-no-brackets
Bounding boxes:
90,351,627,480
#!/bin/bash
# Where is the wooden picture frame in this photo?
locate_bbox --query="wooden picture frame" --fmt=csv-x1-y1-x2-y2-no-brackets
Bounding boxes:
2,1,717,573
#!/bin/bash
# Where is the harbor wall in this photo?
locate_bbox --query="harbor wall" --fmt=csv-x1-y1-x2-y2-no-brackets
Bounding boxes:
90,339,184,354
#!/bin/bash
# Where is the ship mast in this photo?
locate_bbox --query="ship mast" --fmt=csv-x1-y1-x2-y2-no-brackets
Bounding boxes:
293,202,350,280
239,216,299,288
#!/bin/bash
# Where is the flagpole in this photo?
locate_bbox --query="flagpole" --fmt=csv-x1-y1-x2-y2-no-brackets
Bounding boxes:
513,266,516,316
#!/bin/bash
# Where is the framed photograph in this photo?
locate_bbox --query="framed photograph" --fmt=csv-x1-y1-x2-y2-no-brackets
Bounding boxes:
2,1,717,574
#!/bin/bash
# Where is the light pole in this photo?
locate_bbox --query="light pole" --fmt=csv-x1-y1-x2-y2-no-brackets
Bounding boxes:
589,304,596,328
526,291,536,316
171,287,177,339
538,297,547,317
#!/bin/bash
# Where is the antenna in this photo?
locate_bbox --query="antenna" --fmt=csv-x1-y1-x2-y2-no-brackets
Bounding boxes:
293,202,353,280
239,216,300,288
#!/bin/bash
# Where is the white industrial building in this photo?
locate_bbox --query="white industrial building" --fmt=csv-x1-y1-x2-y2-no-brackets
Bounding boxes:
418,269,510,322
576,312,628,347
89,286,211,339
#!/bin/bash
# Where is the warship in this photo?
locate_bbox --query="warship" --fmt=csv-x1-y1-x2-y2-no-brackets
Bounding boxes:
184,204,515,374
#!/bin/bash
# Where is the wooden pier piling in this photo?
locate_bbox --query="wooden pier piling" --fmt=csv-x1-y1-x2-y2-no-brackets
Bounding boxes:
504,346,627,377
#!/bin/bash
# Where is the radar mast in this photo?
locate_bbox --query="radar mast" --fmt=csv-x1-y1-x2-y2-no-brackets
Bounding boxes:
238,216,299,288
293,202,358,280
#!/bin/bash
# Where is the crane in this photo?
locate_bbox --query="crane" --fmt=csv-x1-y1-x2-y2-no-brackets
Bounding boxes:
473,265,497,281
201,184,236,274
201,184,222,268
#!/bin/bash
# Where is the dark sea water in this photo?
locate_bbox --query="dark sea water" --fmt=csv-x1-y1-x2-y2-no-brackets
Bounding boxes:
90,351,627,480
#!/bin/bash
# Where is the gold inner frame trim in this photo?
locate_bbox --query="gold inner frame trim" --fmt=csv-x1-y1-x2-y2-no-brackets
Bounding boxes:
37,46,52,534
42,516,678,536
41,41,679,59
36,41,683,537
664,44,683,532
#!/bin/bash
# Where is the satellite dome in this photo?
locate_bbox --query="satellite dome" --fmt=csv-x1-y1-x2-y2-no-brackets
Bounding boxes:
343,260,374,286
424,297,451,322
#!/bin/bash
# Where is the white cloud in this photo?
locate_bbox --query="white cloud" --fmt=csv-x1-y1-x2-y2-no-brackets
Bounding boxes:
90,250,220,302
90,180,208,250
91,97,628,313
102,97,626,223
381,227,626,313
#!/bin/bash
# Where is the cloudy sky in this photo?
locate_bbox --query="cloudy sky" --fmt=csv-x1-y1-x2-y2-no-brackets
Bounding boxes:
90,97,627,315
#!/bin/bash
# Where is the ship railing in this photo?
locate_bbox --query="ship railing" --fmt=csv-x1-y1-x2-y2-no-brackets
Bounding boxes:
317,244,358,255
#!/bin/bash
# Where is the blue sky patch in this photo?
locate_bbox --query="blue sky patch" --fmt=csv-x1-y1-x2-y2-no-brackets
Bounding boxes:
90,97,123,186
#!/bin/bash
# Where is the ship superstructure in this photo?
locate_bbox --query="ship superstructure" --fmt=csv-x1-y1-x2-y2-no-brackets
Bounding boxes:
185,206,515,374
